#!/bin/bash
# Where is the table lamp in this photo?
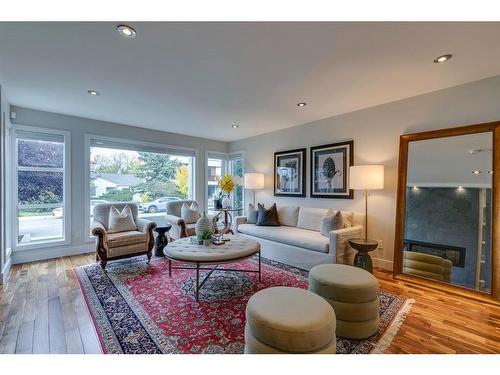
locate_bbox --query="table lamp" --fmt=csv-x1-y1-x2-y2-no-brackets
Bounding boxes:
349,165,384,240
244,173,264,206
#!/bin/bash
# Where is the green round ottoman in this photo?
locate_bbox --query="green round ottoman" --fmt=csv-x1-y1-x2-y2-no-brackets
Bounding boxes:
244,287,336,354
308,264,380,339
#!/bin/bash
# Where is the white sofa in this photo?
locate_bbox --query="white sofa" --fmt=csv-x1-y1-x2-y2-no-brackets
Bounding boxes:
234,206,364,270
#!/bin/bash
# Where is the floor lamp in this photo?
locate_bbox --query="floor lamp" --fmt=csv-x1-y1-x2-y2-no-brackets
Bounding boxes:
349,165,384,241
244,173,264,207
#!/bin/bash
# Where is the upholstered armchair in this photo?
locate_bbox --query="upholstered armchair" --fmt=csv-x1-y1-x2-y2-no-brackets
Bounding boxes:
91,203,156,269
164,200,201,239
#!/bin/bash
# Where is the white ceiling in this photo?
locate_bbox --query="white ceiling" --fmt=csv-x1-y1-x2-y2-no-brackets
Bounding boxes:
408,132,493,188
1,22,500,142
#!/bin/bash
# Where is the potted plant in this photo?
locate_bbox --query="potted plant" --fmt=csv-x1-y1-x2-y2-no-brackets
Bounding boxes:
197,228,213,246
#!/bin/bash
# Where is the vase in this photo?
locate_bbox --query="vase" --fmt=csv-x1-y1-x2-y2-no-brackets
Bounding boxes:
214,198,223,209
195,212,212,236
221,195,231,209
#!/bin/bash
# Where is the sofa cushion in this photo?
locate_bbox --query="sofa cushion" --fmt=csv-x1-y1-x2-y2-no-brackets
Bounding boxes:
108,230,146,248
256,203,280,226
277,206,299,227
320,210,343,237
185,223,196,237
247,203,258,224
181,202,199,224
108,205,137,233
342,211,354,228
238,224,329,253
296,207,329,231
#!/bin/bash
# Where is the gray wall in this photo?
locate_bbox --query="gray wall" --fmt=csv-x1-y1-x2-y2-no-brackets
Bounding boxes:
228,75,500,270
404,187,482,288
9,106,228,263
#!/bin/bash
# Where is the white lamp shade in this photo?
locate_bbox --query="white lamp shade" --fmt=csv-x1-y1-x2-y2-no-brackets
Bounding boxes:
244,173,265,189
349,165,384,190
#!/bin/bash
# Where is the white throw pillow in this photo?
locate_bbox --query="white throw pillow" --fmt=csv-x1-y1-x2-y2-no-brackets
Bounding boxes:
181,202,199,224
320,210,344,237
342,211,354,228
277,206,299,227
108,205,137,233
296,207,330,231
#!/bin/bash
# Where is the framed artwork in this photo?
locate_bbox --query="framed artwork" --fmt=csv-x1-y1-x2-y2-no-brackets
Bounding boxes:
274,148,306,197
310,140,353,199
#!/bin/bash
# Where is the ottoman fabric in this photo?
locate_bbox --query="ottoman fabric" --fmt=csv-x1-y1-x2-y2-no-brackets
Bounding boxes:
308,264,378,302
245,287,336,353
336,316,380,339
244,324,337,354
308,264,380,339
326,297,379,322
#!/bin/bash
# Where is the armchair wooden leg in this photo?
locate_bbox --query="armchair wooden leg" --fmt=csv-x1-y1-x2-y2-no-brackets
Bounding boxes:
100,259,107,270
147,251,152,264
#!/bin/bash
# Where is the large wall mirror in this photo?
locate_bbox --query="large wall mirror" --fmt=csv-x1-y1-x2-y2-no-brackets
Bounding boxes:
394,122,499,303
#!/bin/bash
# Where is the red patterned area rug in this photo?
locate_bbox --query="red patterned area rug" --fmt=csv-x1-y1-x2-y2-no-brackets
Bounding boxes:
75,256,413,354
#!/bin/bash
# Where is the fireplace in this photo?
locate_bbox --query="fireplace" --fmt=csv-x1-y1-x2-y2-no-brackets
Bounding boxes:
404,239,466,268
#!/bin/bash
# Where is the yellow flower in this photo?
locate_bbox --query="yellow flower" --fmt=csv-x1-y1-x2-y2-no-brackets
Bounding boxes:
218,175,235,194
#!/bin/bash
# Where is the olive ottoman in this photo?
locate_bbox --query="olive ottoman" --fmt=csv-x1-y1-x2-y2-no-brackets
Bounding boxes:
308,264,380,339
244,287,336,354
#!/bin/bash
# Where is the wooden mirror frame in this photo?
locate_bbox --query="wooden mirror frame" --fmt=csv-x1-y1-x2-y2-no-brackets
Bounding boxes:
393,121,500,304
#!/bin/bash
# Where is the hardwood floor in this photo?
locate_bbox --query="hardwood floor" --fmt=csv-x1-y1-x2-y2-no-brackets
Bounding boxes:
0,253,101,354
1,253,499,354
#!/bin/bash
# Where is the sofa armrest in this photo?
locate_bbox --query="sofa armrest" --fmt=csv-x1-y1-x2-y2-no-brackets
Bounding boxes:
165,214,187,239
90,221,107,239
91,220,108,253
136,218,157,234
136,218,157,252
234,216,247,232
329,225,363,264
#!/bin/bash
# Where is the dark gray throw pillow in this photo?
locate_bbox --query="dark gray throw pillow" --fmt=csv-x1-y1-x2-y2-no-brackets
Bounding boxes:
247,203,258,224
256,203,280,226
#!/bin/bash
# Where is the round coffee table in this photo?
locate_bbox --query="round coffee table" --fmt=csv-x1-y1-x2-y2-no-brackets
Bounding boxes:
164,235,261,301
348,238,378,273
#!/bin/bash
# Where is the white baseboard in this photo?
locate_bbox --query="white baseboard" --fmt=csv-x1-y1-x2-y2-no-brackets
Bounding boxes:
11,243,94,265
1,253,12,284
373,257,394,271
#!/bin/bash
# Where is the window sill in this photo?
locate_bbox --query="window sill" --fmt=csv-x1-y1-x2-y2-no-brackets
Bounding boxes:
14,238,71,252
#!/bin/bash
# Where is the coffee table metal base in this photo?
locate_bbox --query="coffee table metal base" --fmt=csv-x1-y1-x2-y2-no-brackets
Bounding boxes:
166,251,261,301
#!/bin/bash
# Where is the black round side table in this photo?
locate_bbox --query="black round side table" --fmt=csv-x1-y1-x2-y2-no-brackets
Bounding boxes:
154,224,172,257
348,238,378,273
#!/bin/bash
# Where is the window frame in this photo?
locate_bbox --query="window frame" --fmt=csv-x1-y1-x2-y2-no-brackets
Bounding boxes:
12,125,71,251
205,150,245,214
84,134,198,242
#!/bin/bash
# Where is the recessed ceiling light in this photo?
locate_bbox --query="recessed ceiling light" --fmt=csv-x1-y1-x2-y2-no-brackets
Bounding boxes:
472,170,482,174
297,102,307,107
488,171,494,174
117,24,137,39
232,124,239,128
87,90,100,96
433,54,452,63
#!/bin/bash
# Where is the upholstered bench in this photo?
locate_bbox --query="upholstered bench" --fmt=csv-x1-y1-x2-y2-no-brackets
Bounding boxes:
244,287,336,354
308,264,380,339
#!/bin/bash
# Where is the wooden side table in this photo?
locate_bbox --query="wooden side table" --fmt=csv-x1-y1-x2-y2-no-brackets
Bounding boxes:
348,238,378,273
154,224,172,257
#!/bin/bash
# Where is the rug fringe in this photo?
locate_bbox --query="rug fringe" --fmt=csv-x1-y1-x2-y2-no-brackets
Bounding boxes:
370,298,415,354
